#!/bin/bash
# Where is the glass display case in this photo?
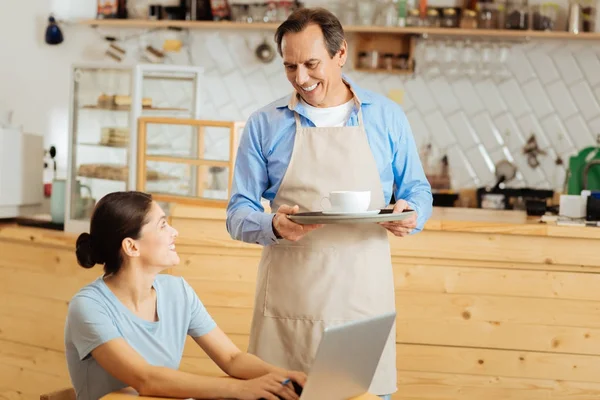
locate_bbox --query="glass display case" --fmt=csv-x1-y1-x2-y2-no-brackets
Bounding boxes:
136,117,245,207
65,63,203,233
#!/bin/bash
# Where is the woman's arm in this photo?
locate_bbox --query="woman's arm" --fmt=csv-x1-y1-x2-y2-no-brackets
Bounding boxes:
193,327,307,384
92,337,302,400
91,337,241,399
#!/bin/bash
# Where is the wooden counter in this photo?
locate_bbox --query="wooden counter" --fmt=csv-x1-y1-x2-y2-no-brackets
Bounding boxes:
101,387,380,400
2,206,600,400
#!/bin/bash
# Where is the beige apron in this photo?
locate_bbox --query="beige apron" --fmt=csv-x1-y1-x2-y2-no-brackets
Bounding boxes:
248,90,397,395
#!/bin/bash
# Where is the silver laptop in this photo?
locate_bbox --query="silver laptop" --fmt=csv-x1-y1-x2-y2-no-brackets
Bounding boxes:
299,312,396,400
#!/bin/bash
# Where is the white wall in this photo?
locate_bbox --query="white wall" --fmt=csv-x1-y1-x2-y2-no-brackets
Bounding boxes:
2,0,600,190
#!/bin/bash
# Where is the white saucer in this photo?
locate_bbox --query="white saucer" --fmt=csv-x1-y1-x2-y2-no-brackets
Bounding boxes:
321,210,380,216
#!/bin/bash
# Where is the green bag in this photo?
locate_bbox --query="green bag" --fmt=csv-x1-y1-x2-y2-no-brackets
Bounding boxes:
567,146,600,194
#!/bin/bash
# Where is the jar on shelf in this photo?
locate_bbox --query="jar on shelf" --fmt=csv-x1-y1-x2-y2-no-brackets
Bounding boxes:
406,8,421,26
424,8,440,26
460,9,478,28
395,54,409,70
383,53,394,70
506,0,529,29
532,2,559,30
442,8,459,27
478,2,500,28
358,51,369,69
367,50,379,69
581,0,597,32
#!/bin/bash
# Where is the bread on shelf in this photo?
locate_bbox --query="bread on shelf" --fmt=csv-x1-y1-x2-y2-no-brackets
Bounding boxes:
77,163,177,181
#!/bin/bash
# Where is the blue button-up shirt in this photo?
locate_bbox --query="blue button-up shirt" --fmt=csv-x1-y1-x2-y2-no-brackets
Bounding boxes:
226,76,433,246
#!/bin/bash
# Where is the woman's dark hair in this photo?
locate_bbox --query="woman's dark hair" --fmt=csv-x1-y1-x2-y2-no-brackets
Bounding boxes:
274,7,345,58
75,191,153,275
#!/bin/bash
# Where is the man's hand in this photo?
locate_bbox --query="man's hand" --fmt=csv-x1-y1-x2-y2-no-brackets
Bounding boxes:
272,205,323,242
378,200,417,237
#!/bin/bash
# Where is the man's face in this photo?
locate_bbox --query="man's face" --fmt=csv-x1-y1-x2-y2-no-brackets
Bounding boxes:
281,24,347,108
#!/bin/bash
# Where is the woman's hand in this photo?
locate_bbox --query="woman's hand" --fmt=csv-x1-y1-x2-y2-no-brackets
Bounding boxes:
232,372,301,400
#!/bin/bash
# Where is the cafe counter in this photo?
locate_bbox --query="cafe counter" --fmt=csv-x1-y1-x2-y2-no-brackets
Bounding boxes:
1,205,600,400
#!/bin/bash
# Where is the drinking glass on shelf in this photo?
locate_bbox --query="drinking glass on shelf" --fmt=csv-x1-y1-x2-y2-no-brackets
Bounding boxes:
357,1,376,25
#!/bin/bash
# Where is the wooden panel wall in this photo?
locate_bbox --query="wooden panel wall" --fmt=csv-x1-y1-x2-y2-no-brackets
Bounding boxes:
2,211,600,400
0,238,99,400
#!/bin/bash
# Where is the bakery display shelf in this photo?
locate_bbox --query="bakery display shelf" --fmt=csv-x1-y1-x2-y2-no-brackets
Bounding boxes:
77,142,168,150
77,163,179,182
81,105,188,112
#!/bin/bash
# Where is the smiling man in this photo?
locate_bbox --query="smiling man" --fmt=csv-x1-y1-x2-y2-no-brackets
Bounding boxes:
226,7,433,400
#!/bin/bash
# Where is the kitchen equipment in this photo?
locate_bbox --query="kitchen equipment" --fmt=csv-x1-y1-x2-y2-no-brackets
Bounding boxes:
0,126,44,219
566,145,600,194
586,192,600,221
477,159,554,213
255,39,275,63
50,179,93,224
559,194,586,218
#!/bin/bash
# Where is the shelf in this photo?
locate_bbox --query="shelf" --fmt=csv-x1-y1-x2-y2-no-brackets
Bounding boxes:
81,105,189,112
78,142,167,150
354,68,413,74
78,19,600,40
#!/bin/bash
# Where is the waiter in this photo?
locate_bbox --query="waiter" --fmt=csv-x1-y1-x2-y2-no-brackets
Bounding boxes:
226,7,433,399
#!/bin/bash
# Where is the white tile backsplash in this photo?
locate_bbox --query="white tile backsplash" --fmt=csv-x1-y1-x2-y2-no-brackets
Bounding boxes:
570,80,600,121
447,145,478,187
541,115,575,154
512,151,547,186
498,79,531,119
564,115,596,149
205,34,236,73
427,78,460,115
517,114,551,149
474,80,508,117
506,48,536,84
448,112,480,149
204,70,230,108
553,49,583,85
426,110,457,149
576,51,600,88
451,79,485,116
245,69,276,112
405,76,436,114
546,80,578,120
522,80,554,119
466,145,496,185
471,113,504,151
223,70,254,109
493,113,525,152
405,109,430,147
528,51,560,85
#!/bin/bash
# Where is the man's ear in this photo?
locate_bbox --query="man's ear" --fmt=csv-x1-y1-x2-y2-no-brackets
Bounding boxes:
338,40,348,67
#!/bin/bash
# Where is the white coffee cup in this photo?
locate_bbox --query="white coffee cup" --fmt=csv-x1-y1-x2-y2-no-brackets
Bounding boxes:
321,191,371,213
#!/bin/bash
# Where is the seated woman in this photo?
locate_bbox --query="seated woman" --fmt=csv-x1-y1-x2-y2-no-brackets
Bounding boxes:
65,191,305,400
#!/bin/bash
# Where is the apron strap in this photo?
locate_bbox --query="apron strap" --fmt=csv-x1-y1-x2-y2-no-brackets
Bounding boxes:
356,107,364,127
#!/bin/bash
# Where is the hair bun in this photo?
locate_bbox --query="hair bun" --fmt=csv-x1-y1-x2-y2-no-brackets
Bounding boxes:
75,233,97,269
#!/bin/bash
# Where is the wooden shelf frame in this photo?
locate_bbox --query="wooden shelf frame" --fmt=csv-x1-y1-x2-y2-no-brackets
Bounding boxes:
136,116,245,207
79,19,600,40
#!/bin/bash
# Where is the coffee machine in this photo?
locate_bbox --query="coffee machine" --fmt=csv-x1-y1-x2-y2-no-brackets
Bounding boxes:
0,125,44,219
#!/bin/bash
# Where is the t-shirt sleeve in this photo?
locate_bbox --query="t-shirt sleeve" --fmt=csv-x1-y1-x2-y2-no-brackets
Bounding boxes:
182,278,217,337
67,295,122,361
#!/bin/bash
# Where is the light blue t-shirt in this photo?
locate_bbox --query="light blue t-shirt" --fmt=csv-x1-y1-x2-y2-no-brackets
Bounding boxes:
64,274,216,400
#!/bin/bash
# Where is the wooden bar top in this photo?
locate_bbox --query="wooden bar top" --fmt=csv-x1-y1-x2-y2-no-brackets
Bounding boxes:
1,206,599,249
101,387,380,400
